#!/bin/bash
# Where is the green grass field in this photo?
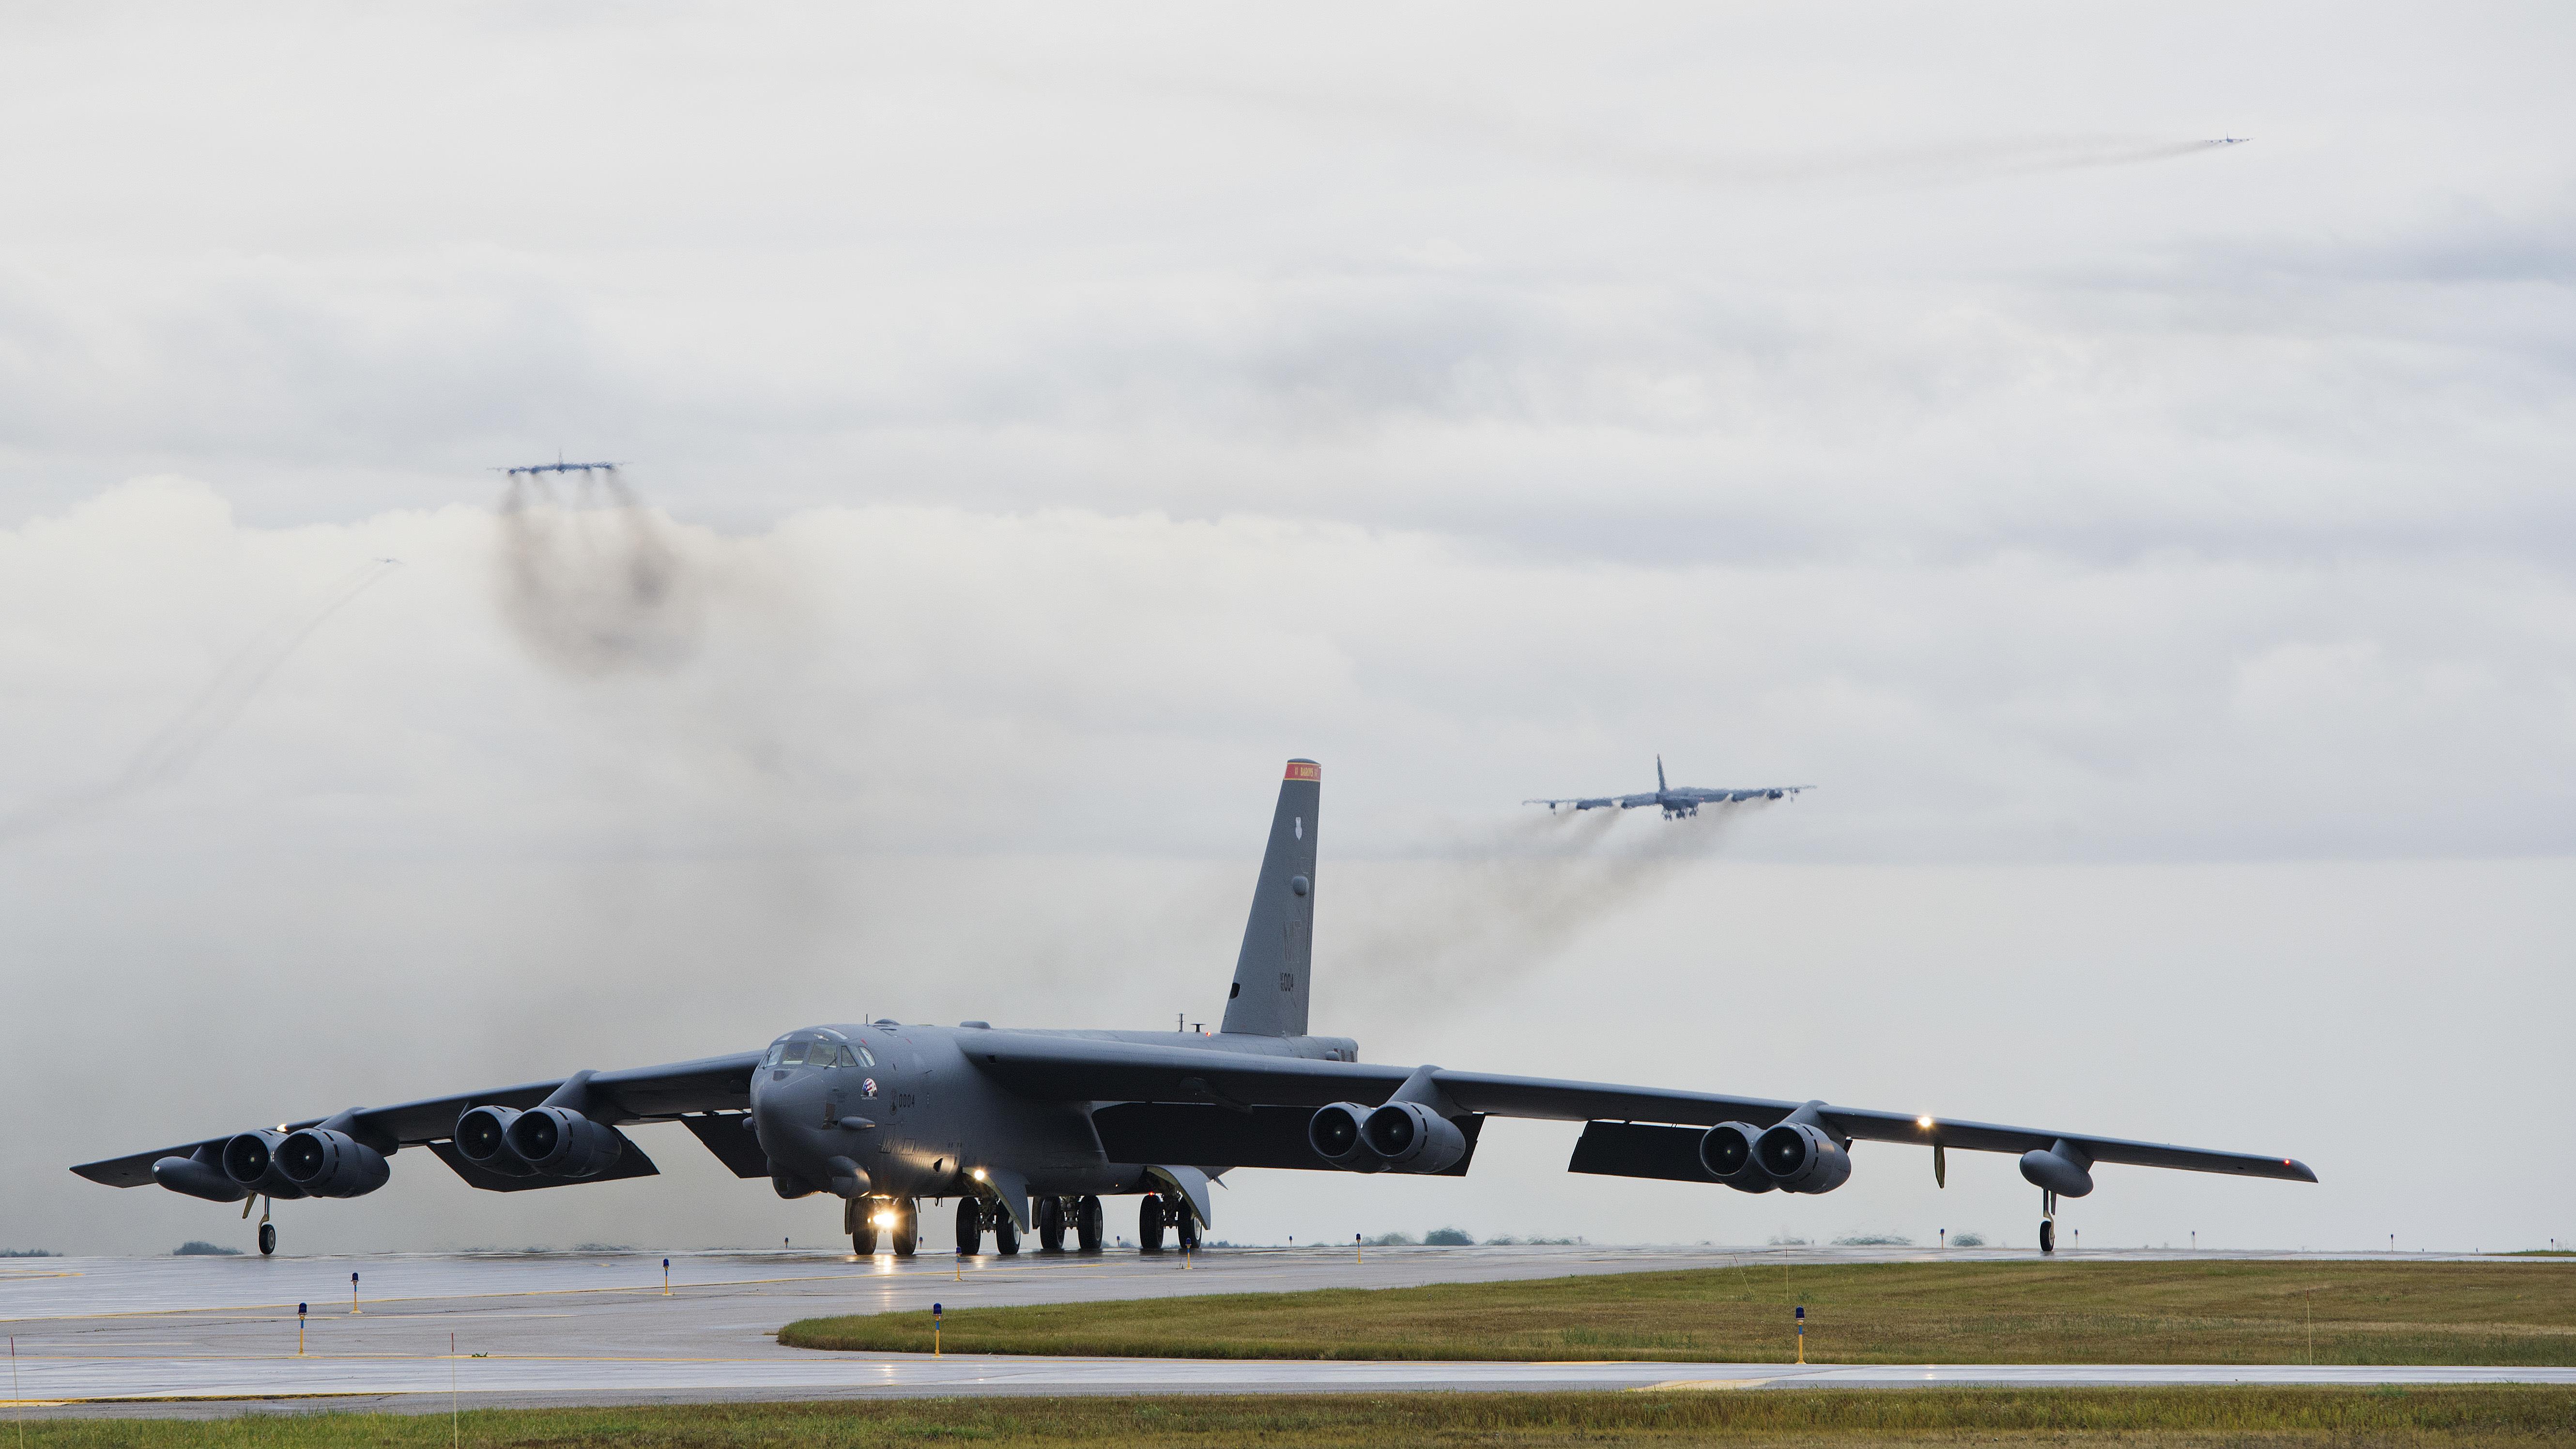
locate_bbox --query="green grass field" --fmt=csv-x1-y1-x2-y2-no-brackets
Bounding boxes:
782,1260,2576,1365
15,1388,2576,1447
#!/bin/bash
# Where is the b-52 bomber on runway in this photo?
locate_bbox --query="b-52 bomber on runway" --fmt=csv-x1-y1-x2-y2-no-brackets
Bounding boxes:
75,760,2310,1261
1526,755,1813,818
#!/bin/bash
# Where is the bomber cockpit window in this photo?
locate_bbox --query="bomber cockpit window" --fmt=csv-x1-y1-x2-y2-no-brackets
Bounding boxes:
837,1045,859,1067
763,1042,787,1067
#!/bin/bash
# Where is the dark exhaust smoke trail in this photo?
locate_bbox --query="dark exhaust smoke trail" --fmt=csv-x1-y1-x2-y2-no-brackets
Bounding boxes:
0,559,402,844
1331,800,1771,1015
494,468,704,676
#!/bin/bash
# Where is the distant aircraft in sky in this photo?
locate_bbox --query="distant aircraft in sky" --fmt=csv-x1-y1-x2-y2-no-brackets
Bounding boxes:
496,455,622,477
2208,136,2252,145
1525,756,1813,818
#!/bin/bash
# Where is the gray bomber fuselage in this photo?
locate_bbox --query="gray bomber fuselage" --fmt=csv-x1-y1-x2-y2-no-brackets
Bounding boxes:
749,1024,1358,1201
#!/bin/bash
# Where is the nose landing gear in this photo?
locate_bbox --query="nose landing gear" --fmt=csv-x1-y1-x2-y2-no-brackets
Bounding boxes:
955,1196,986,1256
889,1197,918,1258
1074,1195,1104,1254
1138,1194,1167,1253
1036,1196,1066,1252
847,1196,878,1256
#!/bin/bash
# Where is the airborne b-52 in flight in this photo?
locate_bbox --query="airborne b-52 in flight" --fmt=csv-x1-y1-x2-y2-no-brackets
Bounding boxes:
75,761,2310,1260
1526,755,1813,818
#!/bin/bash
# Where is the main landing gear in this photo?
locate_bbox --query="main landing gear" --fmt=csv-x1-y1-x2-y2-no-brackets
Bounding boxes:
860,1197,916,1258
1137,1193,1199,1255
954,1197,1024,1256
1033,1196,1105,1253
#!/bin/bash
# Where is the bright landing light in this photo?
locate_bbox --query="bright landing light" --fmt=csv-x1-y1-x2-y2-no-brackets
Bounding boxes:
871,1213,895,1227
970,1168,987,1181
1917,1116,1934,1128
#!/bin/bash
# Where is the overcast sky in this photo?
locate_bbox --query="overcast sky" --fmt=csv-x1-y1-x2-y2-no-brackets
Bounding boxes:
1,3,2570,1258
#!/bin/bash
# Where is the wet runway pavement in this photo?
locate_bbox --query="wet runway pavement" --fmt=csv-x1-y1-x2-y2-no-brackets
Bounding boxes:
4,1244,2567,1418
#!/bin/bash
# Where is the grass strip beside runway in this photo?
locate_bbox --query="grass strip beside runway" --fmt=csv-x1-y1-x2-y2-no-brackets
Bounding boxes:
783,1259,2576,1364
14,1388,2576,1445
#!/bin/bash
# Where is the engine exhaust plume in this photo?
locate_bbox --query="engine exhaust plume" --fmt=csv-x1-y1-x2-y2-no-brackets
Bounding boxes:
494,466,704,676
0,559,400,844
1332,798,1771,1014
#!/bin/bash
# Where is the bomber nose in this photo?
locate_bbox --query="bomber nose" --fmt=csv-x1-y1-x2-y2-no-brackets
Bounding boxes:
750,1069,811,1151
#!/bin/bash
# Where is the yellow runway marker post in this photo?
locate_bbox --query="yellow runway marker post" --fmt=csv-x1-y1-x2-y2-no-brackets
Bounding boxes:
932,1303,942,1357
296,1302,307,1357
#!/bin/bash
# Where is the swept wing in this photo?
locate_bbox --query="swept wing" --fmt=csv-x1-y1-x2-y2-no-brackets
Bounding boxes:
962,1030,2313,1183
71,1052,760,1190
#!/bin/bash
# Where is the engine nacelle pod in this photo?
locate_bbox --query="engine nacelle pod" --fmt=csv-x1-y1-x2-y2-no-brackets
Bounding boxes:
506,1106,622,1179
1754,1121,1853,1194
220,1130,308,1198
1363,1101,1467,1174
2018,1140,2095,1198
1307,1102,1386,1173
1696,1122,1778,1194
153,1152,249,1204
276,1129,391,1199
454,1105,534,1175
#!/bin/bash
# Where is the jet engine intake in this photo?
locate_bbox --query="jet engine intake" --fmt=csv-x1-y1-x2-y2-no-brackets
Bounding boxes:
454,1105,533,1175
220,1130,307,1198
1306,1103,1385,1172
505,1106,622,1179
1753,1121,1853,1194
276,1129,391,1199
2018,1139,2095,1198
1696,1122,1778,1194
1362,1101,1467,1174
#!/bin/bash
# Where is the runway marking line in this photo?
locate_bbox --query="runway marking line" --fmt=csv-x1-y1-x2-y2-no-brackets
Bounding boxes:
1636,1379,1772,1391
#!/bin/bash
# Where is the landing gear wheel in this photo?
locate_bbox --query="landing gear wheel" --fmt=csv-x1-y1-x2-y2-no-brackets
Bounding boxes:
850,1197,878,1256
890,1198,918,1258
2039,1219,2055,1255
994,1209,1020,1256
1036,1196,1066,1252
1138,1194,1166,1253
1175,1201,1199,1254
257,1222,276,1256
1075,1195,1104,1254
956,1196,986,1255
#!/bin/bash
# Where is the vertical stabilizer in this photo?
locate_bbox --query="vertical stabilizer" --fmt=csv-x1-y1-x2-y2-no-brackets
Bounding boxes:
1220,760,1320,1036
1656,755,1667,792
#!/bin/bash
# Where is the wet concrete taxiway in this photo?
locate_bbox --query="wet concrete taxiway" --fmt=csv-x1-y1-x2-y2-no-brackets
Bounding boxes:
4,1244,2568,1418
